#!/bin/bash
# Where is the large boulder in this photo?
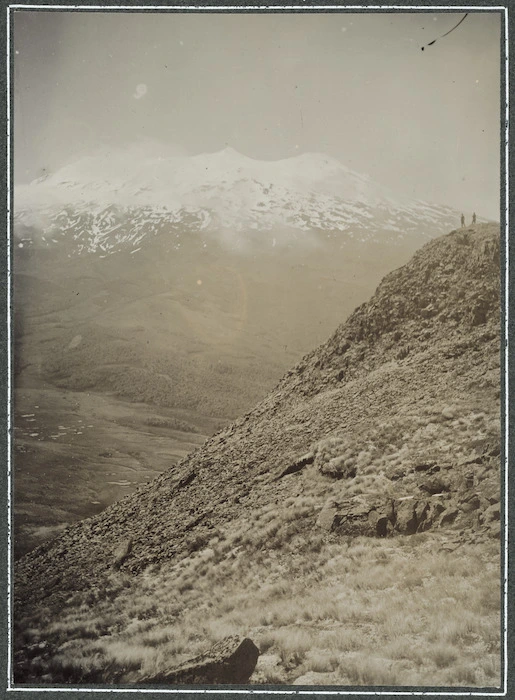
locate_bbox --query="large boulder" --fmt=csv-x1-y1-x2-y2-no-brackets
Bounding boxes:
392,497,449,534
139,635,259,685
316,494,458,538
316,496,392,537
394,499,418,534
416,500,446,532
112,538,132,570
316,501,340,532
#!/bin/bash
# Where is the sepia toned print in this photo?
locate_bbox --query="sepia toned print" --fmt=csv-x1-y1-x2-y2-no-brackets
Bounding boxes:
11,8,503,689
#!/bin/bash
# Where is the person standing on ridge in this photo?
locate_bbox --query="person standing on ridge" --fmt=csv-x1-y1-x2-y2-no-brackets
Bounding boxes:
461,213,465,227
472,212,477,224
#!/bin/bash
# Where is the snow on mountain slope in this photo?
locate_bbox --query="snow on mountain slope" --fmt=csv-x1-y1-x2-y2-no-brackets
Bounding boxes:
14,145,462,255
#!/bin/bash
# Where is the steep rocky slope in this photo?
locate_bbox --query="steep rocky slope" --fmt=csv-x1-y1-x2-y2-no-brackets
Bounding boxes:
14,223,501,685
14,149,467,562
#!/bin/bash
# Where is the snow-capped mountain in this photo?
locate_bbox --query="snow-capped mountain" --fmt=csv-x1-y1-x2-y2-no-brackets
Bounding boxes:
14,146,461,256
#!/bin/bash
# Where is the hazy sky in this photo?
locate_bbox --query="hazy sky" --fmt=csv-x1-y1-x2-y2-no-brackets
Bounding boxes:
13,10,501,218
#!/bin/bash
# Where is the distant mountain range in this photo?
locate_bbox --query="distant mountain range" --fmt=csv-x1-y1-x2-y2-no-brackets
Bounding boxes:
14,146,463,256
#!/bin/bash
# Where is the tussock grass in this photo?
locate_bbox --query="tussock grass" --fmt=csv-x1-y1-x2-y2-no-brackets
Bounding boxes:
303,649,340,674
341,654,403,686
312,401,500,491
17,531,500,687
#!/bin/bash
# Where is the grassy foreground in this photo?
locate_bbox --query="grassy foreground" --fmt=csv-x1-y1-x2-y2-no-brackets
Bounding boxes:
16,523,500,688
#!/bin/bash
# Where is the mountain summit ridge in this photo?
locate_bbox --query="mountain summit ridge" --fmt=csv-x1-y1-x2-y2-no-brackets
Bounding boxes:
18,146,392,202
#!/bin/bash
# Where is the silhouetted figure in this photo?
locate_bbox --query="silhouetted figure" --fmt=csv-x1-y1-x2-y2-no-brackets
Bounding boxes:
461,213,465,228
472,212,477,225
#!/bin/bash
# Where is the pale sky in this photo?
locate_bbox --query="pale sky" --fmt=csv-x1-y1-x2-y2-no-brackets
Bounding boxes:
13,10,501,219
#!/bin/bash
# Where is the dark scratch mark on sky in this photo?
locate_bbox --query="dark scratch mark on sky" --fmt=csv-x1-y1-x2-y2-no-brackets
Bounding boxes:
421,14,469,51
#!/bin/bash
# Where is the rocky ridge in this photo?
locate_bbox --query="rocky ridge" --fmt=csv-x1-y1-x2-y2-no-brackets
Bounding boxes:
14,223,501,681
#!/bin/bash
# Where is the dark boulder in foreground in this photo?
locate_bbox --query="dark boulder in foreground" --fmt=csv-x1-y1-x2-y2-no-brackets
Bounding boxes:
139,636,260,685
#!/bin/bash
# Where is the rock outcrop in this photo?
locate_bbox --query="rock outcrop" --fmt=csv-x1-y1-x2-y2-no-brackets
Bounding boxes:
112,538,133,570
139,636,259,685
